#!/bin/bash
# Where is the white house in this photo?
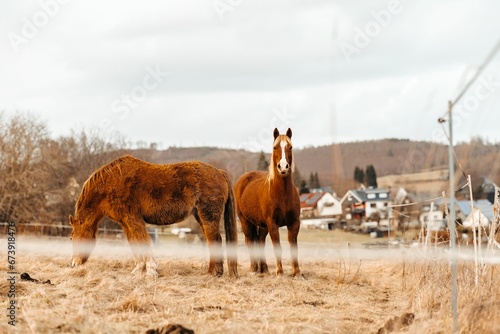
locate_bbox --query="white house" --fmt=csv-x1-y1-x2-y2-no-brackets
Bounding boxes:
419,208,446,231
420,198,495,230
340,187,392,220
462,200,495,228
463,208,490,228
300,191,342,218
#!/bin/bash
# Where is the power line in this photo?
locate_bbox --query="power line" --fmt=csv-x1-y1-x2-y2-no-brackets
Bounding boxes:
439,38,500,120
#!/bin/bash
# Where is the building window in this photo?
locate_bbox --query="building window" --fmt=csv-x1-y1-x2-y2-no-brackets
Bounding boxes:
367,194,376,199
370,203,376,208
379,193,388,199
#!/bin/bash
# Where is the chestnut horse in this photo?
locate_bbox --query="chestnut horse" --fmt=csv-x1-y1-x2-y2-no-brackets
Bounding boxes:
69,155,238,278
234,128,301,276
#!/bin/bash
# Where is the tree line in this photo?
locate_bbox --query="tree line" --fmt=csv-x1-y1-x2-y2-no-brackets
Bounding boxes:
3,114,322,235
1,111,385,235
353,165,378,188
0,112,126,234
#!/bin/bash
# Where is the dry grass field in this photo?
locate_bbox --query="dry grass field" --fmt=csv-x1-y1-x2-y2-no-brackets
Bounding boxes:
2,229,500,334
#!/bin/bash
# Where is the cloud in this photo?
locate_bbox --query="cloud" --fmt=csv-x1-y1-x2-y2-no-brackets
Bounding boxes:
0,0,499,150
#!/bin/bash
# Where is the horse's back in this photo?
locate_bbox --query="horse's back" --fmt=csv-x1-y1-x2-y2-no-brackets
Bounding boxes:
98,156,225,192
234,171,267,198
78,155,229,225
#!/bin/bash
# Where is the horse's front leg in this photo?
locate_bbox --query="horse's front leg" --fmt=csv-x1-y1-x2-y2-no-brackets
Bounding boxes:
257,227,269,274
122,217,158,278
130,243,158,278
288,220,301,277
268,223,283,275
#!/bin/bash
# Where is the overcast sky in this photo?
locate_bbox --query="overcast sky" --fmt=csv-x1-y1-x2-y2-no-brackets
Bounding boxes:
1,0,499,152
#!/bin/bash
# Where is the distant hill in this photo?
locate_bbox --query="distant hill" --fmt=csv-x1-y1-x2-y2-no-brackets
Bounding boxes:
128,138,500,196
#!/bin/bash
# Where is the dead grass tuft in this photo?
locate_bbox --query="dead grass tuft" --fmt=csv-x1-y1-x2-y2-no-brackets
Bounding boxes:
377,312,415,333
115,290,148,312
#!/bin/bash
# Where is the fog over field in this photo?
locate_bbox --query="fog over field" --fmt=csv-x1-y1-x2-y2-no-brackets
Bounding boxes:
2,230,499,333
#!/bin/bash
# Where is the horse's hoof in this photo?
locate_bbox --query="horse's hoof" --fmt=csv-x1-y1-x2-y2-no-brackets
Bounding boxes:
259,266,270,274
228,268,239,278
131,263,146,274
146,269,159,278
208,269,223,278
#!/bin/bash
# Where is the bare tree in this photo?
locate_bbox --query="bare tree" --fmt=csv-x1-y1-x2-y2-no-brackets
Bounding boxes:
0,112,51,228
0,112,127,235
44,127,127,233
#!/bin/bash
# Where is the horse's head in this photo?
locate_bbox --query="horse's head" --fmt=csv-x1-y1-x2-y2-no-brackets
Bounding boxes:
272,128,293,177
69,215,96,267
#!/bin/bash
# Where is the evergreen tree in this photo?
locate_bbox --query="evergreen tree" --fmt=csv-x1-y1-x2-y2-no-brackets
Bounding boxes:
314,172,320,188
308,172,320,189
309,172,315,189
365,165,378,188
257,151,269,171
293,165,302,187
299,180,310,195
354,166,365,184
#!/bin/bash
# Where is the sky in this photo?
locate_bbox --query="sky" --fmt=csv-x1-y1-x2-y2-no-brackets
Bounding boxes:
1,0,500,152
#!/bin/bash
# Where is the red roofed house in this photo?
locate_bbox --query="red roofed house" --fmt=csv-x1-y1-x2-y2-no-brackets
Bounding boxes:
300,191,342,219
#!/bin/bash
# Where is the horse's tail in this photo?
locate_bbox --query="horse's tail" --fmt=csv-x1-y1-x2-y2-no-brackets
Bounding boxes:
223,171,238,278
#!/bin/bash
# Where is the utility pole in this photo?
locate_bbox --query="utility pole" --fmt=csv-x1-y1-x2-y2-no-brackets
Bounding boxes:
438,38,500,334
446,100,458,334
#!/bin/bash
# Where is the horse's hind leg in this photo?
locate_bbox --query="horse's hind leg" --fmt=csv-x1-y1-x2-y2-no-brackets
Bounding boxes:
194,208,224,277
199,219,224,277
240,218,259,273
122,217,158,277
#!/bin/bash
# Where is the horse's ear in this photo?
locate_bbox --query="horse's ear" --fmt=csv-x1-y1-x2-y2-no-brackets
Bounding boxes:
69,215,75,226
273,128,280,139
286,128,292,138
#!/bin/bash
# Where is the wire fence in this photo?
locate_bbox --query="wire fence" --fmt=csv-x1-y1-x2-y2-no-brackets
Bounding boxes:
0,221,178,240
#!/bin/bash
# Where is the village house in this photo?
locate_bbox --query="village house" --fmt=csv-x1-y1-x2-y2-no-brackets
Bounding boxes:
456,176,499,204
460,199,495,228
419,201,446,231
420,198,496,230
340,187,392,221
299,191,342,219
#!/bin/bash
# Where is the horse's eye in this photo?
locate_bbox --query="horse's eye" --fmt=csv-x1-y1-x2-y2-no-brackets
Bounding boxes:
290,146,293,150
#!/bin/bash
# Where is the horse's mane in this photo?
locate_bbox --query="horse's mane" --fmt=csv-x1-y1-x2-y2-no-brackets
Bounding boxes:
76,155,130,211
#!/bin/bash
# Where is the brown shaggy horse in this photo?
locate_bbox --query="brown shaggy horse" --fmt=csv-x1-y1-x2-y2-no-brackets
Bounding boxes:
234,128,301,277
69,155,238,278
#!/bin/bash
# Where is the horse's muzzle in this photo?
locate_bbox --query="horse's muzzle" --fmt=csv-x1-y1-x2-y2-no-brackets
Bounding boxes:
279,169,290,177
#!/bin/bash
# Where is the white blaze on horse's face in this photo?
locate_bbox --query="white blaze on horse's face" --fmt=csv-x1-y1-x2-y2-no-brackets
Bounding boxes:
275,136,292,177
